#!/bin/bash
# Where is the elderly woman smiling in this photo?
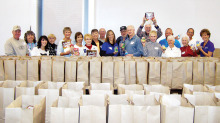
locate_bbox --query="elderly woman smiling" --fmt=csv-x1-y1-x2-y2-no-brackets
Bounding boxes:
162,35,181,57
180,35,197,57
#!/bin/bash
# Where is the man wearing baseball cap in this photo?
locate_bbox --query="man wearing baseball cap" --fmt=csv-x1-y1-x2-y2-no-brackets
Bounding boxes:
4,25,29,56
116,26,128,56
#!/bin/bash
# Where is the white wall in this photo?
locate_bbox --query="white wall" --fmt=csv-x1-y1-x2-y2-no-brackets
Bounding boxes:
43,0,84,44
0,0,37,55
93,0,220,48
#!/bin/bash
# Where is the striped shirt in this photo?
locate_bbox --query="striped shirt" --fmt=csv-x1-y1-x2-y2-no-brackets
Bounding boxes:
137,25,163,42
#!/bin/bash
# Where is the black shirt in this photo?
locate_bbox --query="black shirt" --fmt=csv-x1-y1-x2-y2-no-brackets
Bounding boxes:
48,43,57,56
92,39,104,56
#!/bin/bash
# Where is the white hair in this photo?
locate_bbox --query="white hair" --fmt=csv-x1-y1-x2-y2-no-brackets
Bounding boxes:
127,25,135,30
167,35,175,42
181,35,190,42
145,20,153,26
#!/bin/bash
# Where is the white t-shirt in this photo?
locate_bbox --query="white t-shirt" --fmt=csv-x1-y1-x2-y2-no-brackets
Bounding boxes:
162,46,181,57
84,45,100,57
31,47,49,56
73,45,87,56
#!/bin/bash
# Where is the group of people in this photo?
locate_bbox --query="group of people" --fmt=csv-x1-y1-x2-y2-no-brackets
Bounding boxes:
4,17,215,57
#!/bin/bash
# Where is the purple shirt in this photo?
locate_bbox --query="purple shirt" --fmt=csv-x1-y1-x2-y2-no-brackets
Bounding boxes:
200,40,215,57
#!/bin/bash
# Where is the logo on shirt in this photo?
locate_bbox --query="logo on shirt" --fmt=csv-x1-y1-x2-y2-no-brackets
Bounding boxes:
154,47,159,50
18,45,25,50
84,49,87,53
109,47,112,50
205,47,208,49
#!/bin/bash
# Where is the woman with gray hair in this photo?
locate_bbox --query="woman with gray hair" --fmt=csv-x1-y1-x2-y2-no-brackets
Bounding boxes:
180,35,197,57
162,35,181,57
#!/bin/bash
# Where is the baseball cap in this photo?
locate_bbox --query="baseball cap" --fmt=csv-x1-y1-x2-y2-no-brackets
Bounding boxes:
120,26,127,31
13,25,21,31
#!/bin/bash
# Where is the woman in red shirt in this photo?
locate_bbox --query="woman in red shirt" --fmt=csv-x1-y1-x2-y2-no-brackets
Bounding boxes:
180,35,197,57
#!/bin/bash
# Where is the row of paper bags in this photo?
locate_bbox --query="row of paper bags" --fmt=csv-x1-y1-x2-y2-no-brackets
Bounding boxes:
0,56,220,89
1,80,220,123
4,93,220,123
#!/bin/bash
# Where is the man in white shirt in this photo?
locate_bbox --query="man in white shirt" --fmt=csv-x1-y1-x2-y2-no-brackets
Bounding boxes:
162,35,181,57
187,28,201,50
4,25,29,56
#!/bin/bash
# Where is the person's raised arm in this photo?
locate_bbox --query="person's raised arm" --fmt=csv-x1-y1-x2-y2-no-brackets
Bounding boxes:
137,17,146,38
153,18,163,39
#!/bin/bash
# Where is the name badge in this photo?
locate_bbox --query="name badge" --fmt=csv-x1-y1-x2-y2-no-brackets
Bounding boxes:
205,47,208,49
130,42,134,45
109,47,112,50
154,47,159,50
182,51,185,54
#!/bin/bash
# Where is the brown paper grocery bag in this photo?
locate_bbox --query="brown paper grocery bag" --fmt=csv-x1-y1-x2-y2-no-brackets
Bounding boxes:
80,105,106,123
193,60,204,85
182,84,208,95
183,61,193,85
113,57,123,61
184,93,220,123
5,95,46,123
216,62,220,85
50,97,79,123
0,60,4,81
161,61,172,87
117,84,144,94
0,82,15,122
82,95,107,106
40,59,52,81
136,60,148,85
4,59,15,80
172,61,184,89
77,60,89,85
90,60,101,83
133,105,160,123
204,61,215,85
161,95,194,123
16,81,44,98
38,82,64,123
108,105,134,123
132,94,160,106
52,58,65,82
65,60,77,82
125,61,136,84
16,59,28,80
148,61,160,85
114,61,125,87
143,84,170,94
28,59,39,81
62,82,85,95
102,61,114,85
108,94,129,105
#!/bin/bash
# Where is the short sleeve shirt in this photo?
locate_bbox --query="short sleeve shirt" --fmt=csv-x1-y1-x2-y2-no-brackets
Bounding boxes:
200,40,215,57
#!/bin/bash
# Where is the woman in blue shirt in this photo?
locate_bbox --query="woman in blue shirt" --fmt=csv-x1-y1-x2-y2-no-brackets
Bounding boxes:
101,30,119,56
197,29,215,57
